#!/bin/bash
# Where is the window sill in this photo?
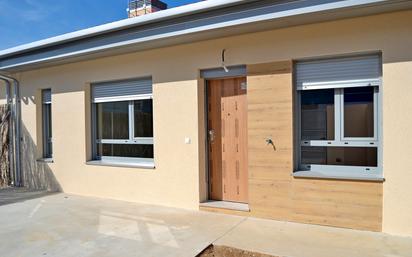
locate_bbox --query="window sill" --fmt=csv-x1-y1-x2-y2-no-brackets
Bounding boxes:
86,160,155,169
293,170,384,182
36,158,54,163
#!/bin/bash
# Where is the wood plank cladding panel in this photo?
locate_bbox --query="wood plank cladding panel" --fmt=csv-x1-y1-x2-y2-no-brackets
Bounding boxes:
247,61,294,184
246,61,383,232
247,61,294,221
290,179,383,231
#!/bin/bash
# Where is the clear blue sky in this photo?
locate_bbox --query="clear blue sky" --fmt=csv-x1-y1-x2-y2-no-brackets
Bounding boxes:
0,0,201,51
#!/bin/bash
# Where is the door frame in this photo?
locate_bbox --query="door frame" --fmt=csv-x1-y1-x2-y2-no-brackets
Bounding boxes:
201,65,248,202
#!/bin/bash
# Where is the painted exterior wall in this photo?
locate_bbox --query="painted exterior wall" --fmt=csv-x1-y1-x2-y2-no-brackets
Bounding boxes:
8,10,412,236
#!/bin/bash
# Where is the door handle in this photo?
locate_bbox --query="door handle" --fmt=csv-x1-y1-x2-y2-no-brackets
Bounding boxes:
208,129,215,142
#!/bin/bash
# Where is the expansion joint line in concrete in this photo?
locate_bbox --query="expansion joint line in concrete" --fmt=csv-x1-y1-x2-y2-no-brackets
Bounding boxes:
212,216,248,245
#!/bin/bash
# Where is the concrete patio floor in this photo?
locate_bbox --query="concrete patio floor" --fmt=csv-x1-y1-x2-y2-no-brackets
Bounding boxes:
216,217,412,257
0,193,411,257
0,187,52,206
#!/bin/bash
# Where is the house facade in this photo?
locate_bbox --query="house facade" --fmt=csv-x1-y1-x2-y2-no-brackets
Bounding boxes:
1,0,412,237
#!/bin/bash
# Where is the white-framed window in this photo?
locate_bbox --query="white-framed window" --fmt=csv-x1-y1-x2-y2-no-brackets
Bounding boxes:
91,77,154,164
42,89,52,158
295,54,382,180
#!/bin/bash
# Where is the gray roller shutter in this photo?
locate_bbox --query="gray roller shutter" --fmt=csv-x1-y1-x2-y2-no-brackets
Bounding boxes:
42,89,51,104
296,55,381,90
92,77,152,103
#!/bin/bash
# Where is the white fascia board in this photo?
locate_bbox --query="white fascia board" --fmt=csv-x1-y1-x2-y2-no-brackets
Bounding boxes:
1,0,409,71
0,0,243,58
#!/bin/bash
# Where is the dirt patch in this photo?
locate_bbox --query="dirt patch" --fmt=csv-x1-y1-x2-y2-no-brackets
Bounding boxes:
197,245,278,257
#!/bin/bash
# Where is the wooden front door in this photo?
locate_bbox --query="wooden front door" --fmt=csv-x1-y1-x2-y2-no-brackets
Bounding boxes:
207,77,248,203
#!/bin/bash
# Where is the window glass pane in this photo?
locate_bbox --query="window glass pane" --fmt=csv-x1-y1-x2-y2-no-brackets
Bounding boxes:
301,89,334,140
97,144,154,158
301,146,377,167
134,99,153,137
43,103,52,157
96,101,129,139
344,87,374,138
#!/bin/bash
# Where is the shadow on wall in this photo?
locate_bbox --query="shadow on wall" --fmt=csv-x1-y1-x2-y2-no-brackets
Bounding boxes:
21,124,61,192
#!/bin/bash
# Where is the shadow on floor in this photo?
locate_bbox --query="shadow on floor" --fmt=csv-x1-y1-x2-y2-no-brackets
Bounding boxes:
0,187,56,206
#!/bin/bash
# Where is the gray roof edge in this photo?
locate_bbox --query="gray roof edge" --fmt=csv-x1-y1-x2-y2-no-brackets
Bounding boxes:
1,0,411,71
0,0,246,58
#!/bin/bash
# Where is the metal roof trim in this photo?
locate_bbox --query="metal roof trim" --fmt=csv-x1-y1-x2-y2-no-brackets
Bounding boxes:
1,0,411,71
0,0,245,58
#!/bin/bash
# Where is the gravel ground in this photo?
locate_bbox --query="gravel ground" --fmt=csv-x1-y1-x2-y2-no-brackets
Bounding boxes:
197,245,277,257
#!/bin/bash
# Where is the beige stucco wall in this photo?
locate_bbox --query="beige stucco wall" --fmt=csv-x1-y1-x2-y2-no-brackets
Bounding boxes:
382,60,412,236
10,10,412,236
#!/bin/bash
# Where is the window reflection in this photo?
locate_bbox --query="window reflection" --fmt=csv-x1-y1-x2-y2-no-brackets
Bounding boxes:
134,99,153,138
301,89,334,140
97,144,154,158
96,101,129,139
344,87,374,138
301,146,377,167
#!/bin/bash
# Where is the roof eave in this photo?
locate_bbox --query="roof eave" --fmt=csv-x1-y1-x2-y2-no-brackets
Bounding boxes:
1,0,412,72
0,0,245,58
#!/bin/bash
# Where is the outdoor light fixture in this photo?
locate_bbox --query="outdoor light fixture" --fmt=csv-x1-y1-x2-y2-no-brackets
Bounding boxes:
221,49,229,73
